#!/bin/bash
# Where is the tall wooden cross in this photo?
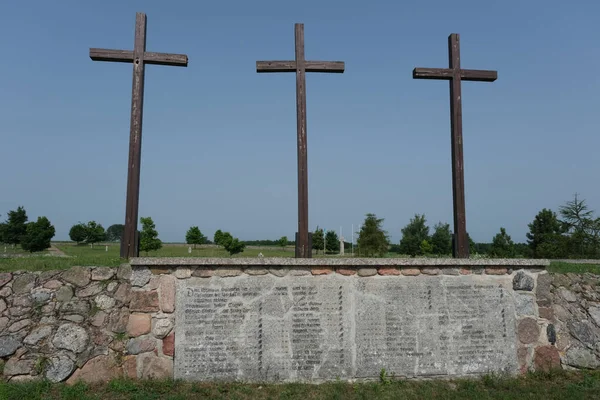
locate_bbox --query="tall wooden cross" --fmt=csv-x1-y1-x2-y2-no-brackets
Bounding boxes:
413,33,497,258
256,23,345,258
89,12,188,259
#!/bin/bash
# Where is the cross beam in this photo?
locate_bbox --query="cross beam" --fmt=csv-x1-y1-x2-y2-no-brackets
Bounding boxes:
412,33,497,258
89,12,188,259
257,61,344,73
89,49,187,67
256,23,345,258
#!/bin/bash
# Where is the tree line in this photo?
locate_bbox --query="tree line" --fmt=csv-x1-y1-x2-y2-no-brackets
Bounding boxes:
348,194,600,259
69,221,121,246
4,193,599,258
0,207,55,252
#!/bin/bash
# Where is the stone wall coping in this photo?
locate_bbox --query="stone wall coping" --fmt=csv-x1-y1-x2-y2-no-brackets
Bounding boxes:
131,257,549,268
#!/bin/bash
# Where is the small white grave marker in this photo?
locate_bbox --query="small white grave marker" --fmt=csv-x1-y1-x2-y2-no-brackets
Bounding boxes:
188,246,192,254
105,245,108,252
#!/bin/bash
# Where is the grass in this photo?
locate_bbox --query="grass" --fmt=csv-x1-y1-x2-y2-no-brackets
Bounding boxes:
547,261,600,274
0,242,310,272
1,241,600,275
0,244,48,255
56,242,296,259
0,370,599,399
0,241,377,272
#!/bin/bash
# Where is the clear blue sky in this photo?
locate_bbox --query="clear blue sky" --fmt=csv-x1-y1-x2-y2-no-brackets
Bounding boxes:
1,0,599,244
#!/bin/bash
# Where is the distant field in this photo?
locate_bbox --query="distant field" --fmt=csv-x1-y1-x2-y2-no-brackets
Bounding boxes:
0,242,302,271
1,242,599,275
55,242,297,259
0,245,48,255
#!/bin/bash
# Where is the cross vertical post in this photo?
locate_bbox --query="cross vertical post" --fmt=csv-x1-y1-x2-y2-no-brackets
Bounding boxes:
124,13,146,261
413,33,497,258
294,24,309,260
256,23,345,258
89,12,188,259
449,34,466,259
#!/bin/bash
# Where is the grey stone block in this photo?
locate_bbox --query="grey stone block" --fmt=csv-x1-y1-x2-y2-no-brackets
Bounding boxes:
52,323,89,354
131,267,152,287
515,293,536,317
0,335,21,357
565,346,600,369
12,274,36,294
513,271,534,291
45,352,75,383
62,267,90,287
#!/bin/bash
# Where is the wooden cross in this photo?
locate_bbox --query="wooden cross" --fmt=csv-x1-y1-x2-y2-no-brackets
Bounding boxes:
413,33,497,258
89,12,188,259
256,23,345,258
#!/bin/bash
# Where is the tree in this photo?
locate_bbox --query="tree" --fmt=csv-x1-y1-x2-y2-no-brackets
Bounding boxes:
430,222,452,256
325,230,340,253
85,221,106,247
559,193,593,233
186,226,206,249
420,239,433,255
489,227,516,258
21,217,55,252
139,217,162,254
4,206,28,246
467,233,477,256
526,209,566,258
559,194,600,258
69,223,87,244
0,222,6,244
399,214,430,256
278,236,288,251
356,214,390,257
219,231,245,256
214,230,225,246
225,238,245,256
312,227,324,254
106,224,125,242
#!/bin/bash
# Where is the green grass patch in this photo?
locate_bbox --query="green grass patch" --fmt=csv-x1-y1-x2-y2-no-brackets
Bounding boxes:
0,370,599,399
548,261,600,274
56,242,297,259
0,243,297,272
3,242,597,276
0,244,49,255
0,255,122,272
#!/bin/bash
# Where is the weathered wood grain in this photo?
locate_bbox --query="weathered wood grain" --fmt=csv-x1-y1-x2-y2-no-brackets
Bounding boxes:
412,33,497,259
90,49,134,63
144,52,188,66
89,12,189,259
413,68,497,82
256,23,345,258
257,60,344,73
294,23,309,259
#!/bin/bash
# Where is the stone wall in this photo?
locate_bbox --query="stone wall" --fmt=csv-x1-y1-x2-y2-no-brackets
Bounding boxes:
0,258,596,384
535,272,600,370
0,264,175,383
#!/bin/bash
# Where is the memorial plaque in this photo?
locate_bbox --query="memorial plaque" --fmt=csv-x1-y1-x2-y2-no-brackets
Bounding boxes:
175,274,518,382
175,275,352,382
354,275,517,377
